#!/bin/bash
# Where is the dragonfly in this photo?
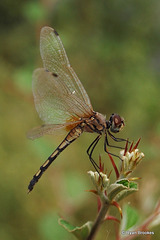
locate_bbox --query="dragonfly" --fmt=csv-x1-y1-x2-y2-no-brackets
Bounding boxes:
27,26,125,192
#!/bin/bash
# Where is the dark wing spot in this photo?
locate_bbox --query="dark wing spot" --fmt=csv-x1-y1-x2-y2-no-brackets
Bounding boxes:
52,72,58,77
45,69,49,72
54,29,59,36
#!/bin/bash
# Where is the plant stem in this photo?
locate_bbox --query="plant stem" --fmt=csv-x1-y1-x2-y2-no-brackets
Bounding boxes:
87,200,110,240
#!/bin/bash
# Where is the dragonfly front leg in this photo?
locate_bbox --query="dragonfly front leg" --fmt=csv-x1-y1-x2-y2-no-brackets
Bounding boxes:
105,130,125,149
107,130,129,143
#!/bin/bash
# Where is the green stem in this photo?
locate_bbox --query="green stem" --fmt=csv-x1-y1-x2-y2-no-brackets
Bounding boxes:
87,200,110,240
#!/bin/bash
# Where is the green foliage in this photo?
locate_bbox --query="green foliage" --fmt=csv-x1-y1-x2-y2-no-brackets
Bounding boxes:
59,218,93,240
108,179,138,202
121,205,140,230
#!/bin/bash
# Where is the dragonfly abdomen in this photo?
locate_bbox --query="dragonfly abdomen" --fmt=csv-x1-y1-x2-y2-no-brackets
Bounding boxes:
28,125,83,192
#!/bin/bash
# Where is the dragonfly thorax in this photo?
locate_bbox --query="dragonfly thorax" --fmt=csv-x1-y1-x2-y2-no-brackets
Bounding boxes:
82,112,106,134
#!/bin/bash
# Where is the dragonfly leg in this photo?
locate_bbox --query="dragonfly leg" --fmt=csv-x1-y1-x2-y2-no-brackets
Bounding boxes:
104,133,122,161
87,135,102,172
107,130,130,143
105,130,125,150
28,126,83,193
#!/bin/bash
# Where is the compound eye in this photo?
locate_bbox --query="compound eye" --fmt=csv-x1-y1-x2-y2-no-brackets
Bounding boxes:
110,114,124,133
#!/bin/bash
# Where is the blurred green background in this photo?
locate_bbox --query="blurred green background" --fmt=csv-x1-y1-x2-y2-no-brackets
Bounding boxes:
0,0,160,239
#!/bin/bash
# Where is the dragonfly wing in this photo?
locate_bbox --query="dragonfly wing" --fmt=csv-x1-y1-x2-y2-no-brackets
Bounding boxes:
32,68,93,124
27,121,82,140
40,26,93,112
27,124,66,140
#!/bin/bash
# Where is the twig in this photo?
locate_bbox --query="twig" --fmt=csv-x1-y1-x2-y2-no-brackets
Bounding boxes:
87,199,110,240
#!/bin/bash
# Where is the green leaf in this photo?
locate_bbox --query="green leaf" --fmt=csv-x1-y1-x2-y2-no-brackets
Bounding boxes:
108,179,138,202
121,205,140,231
117,179,129,187
129,181,138,189
58,218,93,240
115,188,138,202
108,183,128,201
108,179,131,201
115,180,138,202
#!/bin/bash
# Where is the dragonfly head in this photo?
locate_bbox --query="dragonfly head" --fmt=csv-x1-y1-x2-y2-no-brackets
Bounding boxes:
108,113,125,133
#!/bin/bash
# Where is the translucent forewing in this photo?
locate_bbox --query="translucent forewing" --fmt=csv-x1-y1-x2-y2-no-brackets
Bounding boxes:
32,68,93,124
40,26,93,112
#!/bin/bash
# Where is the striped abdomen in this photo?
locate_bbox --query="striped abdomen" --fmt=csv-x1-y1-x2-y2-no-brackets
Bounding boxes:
28,125,83,192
